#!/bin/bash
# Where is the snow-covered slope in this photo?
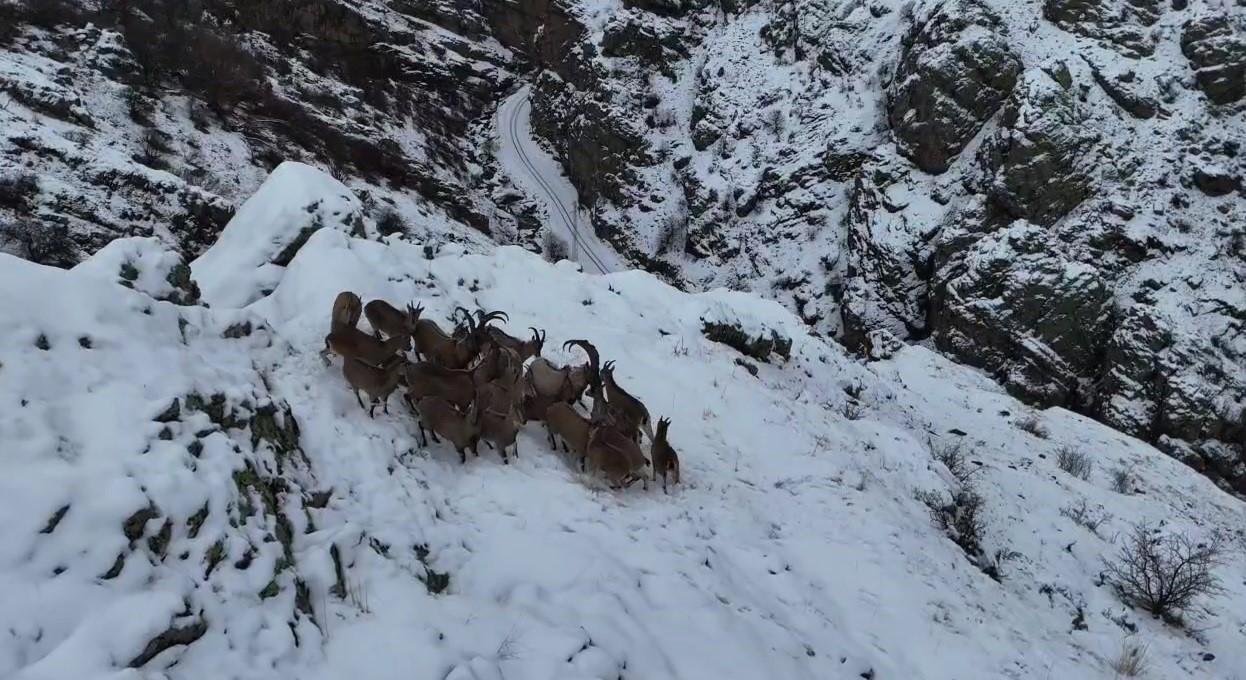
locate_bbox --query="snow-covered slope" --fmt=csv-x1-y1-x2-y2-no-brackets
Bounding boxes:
3,167,1245,679
517,0,1246,495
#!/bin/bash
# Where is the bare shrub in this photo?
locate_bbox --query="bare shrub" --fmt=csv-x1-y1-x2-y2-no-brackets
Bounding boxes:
542,231,568,263
1109,638,1150,677
374,208,405,236
655,212,687,255
1056,445,1093,481
1016,414,1049,438
2,220,77,267
1105,523,1225,623
1111,464,1135,494
932,439,976,485
764,107,785,135
0,172,38,209
840,400,863,420
1061,499,1110,535
918,485,985,560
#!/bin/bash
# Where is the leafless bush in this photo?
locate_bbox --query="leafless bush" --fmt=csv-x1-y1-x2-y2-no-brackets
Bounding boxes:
932,440,976,485
764,107,785,135
655,212,687,255
651,106,676,130
1061,499,1110,535
2,220,77,267
374,208,405,236
1016,414,1049,438
1111,464,1135,494
542,231,568,263
840,400,863,420
917,485,985,560
1056,445,1093,480
1105,523,1225,623
0,172,38,209
1109,638,1150,677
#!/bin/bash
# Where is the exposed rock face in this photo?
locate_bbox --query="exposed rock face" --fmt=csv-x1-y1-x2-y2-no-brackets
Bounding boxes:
1043,0,1162,57
1181,15,1246,104
3,0,1244,498
931,221,1115,407
976,69,1100,227
0,0,510,265
887,0,1022,174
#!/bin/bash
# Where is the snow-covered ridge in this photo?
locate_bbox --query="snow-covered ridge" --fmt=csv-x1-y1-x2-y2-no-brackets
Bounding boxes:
2,167,1245,679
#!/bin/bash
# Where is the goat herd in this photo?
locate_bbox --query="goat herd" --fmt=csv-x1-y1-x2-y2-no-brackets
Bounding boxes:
319,292,681,491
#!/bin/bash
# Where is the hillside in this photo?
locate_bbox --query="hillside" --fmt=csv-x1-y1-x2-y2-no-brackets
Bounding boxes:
2,164,1244,679
1,0,1242,497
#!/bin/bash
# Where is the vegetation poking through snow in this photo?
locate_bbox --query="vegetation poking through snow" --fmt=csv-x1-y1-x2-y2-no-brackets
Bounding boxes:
1105,524,1225,624
701,321,792,363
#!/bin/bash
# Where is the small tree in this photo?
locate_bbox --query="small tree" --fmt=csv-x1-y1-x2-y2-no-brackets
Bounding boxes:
1105,523,1224,623
1056,445,1092,480
542,231,569,263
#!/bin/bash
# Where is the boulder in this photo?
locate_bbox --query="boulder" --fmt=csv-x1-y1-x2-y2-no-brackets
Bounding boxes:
1181,15,1246,104
1044,0,1162,57
930,221,1115,407
887,0,1022,174
1193,164,1241,196
977,68,1100,226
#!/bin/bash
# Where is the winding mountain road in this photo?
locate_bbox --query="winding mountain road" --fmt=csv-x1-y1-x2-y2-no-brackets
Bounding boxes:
496,87,616,275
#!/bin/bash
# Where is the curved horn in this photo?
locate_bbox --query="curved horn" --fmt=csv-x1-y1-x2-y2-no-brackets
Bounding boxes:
529,327,541,342
459,307,477,334
564,339,601,376
478,310,508,327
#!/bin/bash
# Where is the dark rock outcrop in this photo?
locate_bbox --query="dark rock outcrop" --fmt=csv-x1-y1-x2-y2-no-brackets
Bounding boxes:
930,221,1115,407
887,0,1022,174
977,69,1100,226
1181,15,1246,105
1044,0,1162,58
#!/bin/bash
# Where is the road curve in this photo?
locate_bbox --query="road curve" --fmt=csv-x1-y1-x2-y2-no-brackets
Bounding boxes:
500,90,611,275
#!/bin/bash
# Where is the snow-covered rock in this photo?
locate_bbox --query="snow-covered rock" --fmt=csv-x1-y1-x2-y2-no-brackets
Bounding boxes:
191,162,364,309
3,176,1246,678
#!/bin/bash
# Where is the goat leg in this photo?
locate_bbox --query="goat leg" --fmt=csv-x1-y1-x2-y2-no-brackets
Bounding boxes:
458,447,466,464
418,424,428,447
369,399,377,418
354,390,366,410
546,424,556,448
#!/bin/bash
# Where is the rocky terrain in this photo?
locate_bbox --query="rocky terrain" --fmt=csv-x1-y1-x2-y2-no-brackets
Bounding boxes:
1,0,1243,494
519,0,1246,496
3,162,1246,678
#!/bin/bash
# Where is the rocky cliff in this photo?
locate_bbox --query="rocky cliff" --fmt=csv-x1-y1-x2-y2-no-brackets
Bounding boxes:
2,0,1243,494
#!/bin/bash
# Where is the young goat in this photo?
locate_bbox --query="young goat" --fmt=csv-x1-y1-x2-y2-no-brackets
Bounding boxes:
413,396,481,463
476,380,524,464
485,325,545,362
601,360,653,442
583,385,649,488
544,402,590,462
331,291,363,330
322,324,411,366
364,300,421,339
342,355,407,417
412,308,497,368
526,340,598,406
585,424,649,489
650,417,681,493
404,349,498,410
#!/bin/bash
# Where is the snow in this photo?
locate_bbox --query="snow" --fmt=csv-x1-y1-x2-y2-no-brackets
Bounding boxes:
495,87,625,275
2,172,1246,679
191,162,363,308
